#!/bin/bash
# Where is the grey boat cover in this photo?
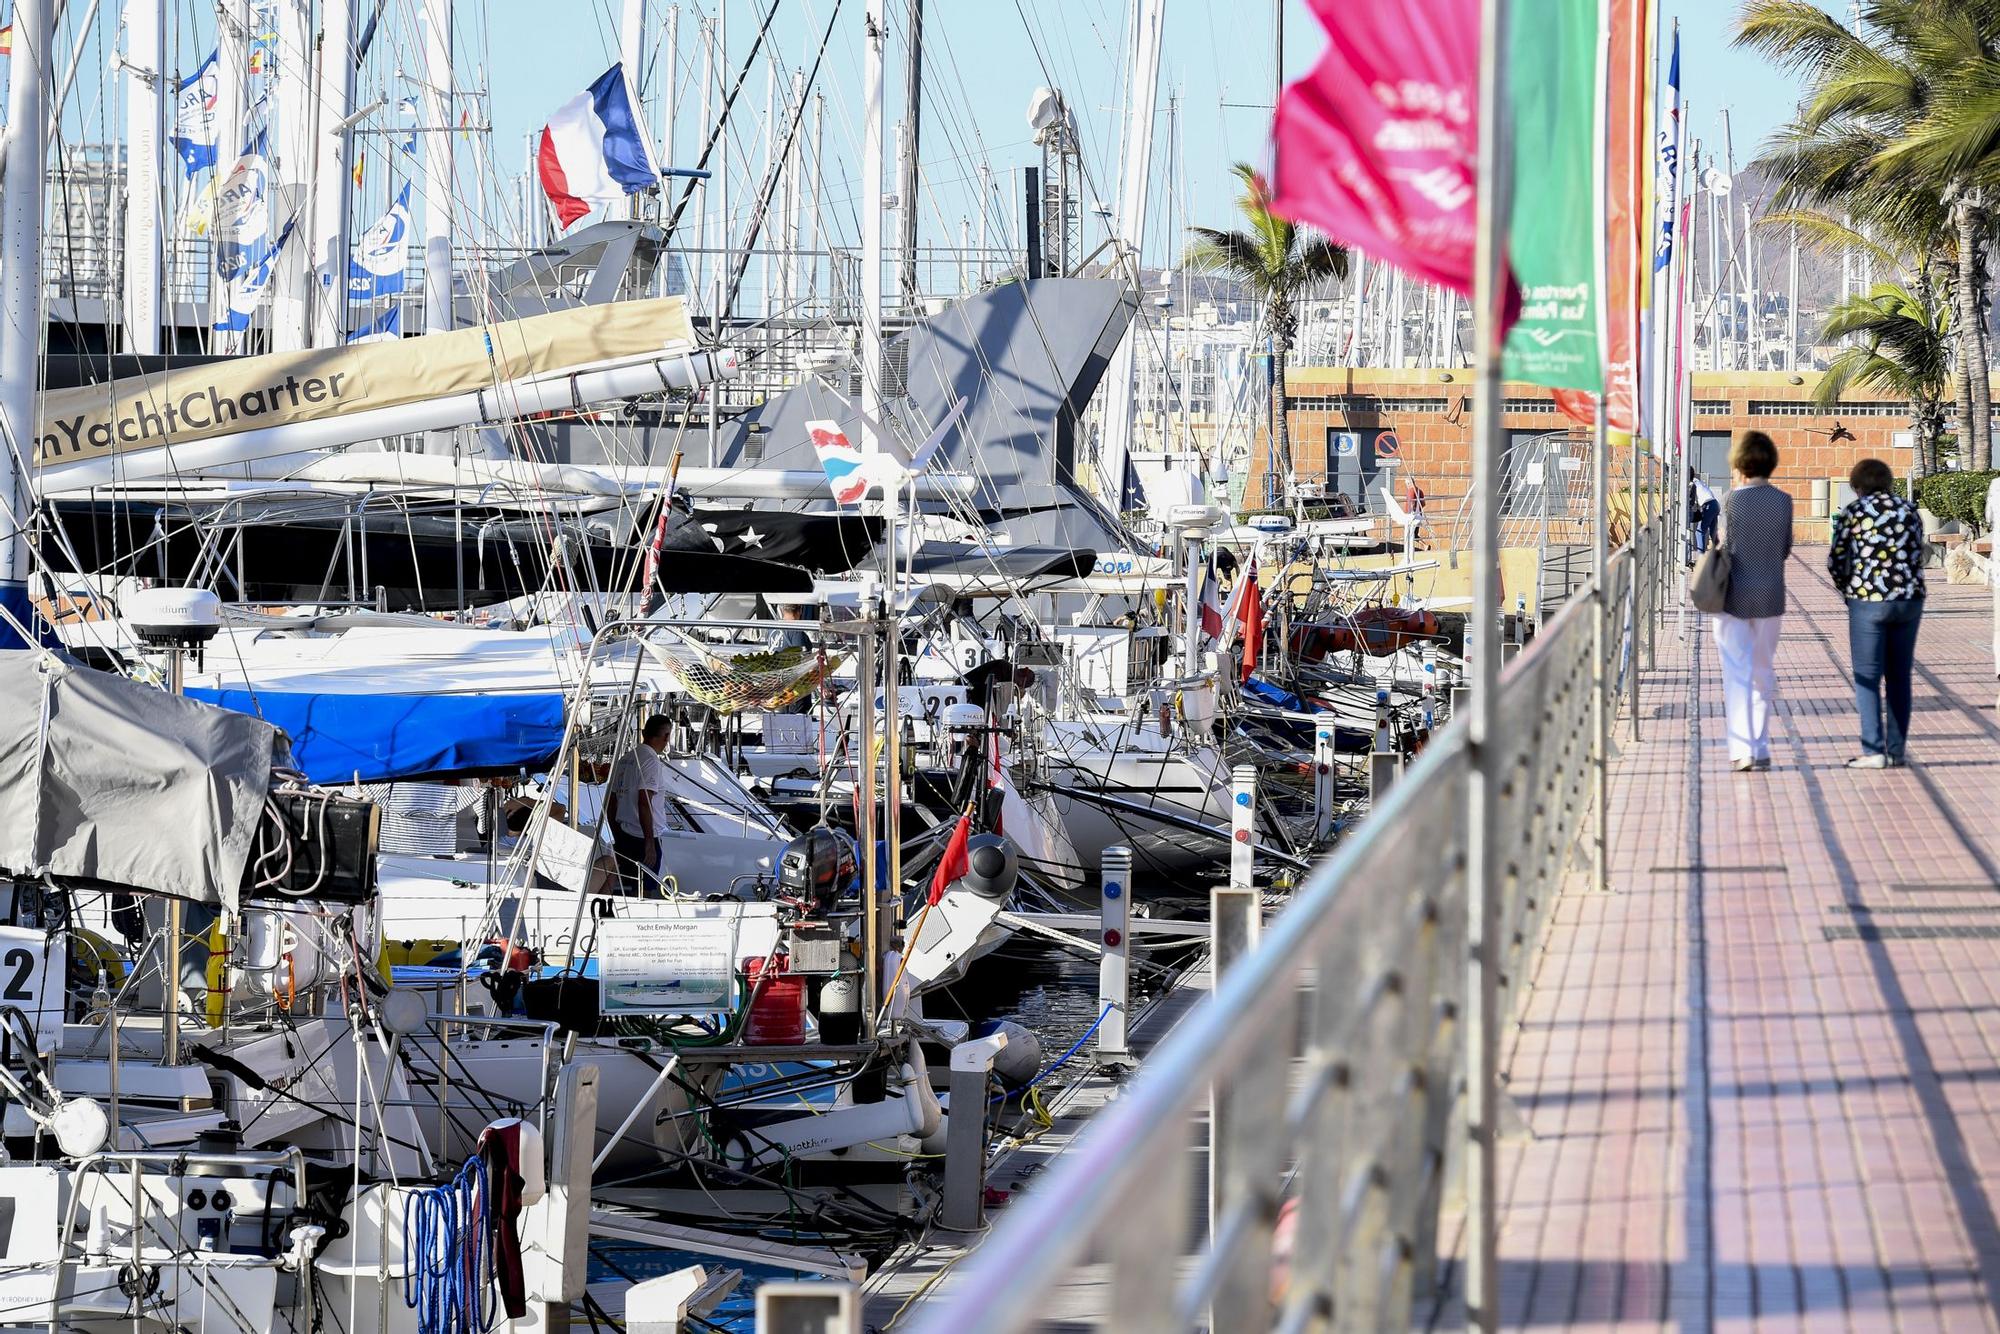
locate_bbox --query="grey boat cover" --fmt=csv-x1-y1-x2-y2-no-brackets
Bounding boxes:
0,653,283,907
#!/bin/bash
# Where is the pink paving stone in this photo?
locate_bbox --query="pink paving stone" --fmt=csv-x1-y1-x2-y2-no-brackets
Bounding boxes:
1430,555,2000,1331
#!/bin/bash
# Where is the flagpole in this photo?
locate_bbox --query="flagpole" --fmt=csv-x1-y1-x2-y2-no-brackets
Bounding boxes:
1466,0,1512,1326
1622,4,1643,741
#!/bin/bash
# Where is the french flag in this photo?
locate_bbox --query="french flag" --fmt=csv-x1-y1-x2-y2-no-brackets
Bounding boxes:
537,64,657,230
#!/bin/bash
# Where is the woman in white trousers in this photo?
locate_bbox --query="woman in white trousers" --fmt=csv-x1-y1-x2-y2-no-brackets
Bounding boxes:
1713,431,1794,771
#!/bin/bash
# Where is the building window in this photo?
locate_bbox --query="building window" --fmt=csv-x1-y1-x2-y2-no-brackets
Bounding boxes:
1285,394,1453,414
1690,399,1731,417
1502,398,1559,414
1745,399,1913,417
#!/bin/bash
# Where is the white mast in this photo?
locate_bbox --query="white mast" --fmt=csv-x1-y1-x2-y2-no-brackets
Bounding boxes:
309,0,360,348
861,0,885,453
121,0,166,355
662,6,679,173
1093,0,1166,511
210,0,251,347
272,0,314,349
422,0,455,338
0,0,49,647
620,0,648,220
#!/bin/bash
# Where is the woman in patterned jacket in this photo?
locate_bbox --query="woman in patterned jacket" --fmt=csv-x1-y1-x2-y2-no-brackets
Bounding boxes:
1828,457,1926,768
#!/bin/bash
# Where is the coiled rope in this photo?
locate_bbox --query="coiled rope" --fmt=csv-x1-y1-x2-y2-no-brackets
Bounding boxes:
401,1157,496,1334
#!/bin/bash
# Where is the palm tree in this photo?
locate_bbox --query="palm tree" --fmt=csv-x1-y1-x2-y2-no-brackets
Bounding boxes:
1735,0,1998,468
1816,276,1953,474
1185,164,1348,509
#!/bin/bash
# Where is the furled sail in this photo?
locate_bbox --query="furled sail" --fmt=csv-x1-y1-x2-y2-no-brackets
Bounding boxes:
35,297,720,488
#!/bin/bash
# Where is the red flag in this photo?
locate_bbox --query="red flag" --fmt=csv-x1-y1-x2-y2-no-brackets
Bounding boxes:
927,814,972,907
1238,569,1263,684
1602,0,1650,437
1269,0,1480,298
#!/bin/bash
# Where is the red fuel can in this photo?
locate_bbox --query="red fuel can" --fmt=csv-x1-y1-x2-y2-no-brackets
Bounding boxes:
742,955,807,1046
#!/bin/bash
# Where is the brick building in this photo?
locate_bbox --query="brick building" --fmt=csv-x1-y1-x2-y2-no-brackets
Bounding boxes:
1243,367,1925,539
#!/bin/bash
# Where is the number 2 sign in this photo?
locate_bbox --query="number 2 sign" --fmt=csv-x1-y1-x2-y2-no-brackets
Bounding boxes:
0,928,63,1055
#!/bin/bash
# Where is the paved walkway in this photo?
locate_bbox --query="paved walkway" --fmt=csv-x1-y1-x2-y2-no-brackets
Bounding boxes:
1468,551,2000,1330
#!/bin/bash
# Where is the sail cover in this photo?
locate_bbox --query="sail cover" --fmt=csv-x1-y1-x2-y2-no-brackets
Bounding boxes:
35,296,699,474
0,654,282,904
185,687,566,786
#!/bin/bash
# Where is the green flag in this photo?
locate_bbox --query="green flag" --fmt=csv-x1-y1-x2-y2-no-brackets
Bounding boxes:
1502,0,1604,392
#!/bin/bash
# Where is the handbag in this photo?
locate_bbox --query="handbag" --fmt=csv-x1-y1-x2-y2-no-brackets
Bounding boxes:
1688,544,1731,614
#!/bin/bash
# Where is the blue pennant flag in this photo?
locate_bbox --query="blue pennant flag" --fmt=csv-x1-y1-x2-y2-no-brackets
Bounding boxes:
349,182,412,298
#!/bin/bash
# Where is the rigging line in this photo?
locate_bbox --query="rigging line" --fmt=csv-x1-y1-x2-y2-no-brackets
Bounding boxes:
658,0,783,247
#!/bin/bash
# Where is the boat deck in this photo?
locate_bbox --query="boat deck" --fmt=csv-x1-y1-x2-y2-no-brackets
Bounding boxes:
862,952,1218,1329
1431,555,2000,1329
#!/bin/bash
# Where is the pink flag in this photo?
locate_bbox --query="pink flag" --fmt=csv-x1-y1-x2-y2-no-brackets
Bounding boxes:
1269,0,1480,298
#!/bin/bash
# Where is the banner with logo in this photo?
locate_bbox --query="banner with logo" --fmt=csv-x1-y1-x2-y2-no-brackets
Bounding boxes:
1502,0,1604,391
170,49,220,176
211,133,287,332
350,182,411,298
36,297,699,470
1267,0,1480,298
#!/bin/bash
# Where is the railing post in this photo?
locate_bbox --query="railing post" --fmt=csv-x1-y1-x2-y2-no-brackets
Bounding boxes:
1208,880,1260,1324
1097,845,1134,1067
1312,719,1338,841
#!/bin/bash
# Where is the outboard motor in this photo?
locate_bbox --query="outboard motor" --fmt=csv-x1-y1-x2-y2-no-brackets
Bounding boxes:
777,826,858,916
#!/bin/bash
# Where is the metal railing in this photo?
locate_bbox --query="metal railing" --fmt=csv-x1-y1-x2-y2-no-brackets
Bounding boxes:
907,516,1669,1334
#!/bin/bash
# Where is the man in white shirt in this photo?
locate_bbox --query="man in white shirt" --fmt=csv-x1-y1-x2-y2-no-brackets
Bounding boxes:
606,714,671,893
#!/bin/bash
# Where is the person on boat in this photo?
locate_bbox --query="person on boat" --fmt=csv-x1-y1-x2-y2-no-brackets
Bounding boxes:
1829,458,1926,768
1713,430,1792,773
606,715,671,892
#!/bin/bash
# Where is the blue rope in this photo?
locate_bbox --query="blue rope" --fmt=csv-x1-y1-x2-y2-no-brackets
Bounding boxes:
402,1156,495,1334
990,1002,1115,1104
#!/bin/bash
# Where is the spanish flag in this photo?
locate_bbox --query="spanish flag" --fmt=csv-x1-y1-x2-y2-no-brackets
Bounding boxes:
0,25,14,55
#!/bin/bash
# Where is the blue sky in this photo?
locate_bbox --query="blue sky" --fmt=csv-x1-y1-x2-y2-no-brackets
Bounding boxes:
8,0,1828,271
474,0,1825,268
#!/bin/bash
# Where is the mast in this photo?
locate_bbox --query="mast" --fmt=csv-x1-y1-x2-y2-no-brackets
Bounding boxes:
0,0,49,648
621,0,647,220
422,0,455,338
1787,223,1799,370
272,0,314,350
897,0,923,308
1093,0,1166,513
861,0,886,453
211,0,251,347
122,0,166,355
309,0,359,349
664,6,679,161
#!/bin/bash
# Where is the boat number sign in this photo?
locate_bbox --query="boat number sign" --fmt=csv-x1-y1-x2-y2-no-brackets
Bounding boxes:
0,928,62,1055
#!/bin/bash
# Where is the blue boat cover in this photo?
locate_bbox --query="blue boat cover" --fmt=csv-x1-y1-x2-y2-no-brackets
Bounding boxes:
185,688,566,784
1242,676,1313,713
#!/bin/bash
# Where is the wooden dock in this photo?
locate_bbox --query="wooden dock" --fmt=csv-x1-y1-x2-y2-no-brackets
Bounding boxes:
861,952,1219,1329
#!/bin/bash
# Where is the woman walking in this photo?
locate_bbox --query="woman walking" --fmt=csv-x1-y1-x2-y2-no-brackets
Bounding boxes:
1715,431,1793,772
1829,458,1926,768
